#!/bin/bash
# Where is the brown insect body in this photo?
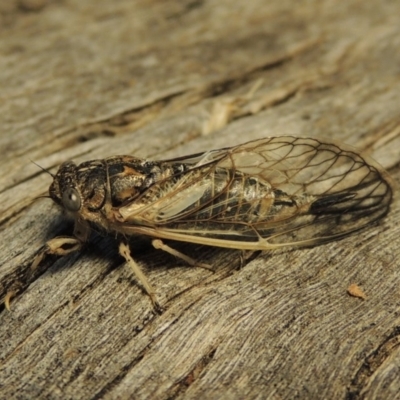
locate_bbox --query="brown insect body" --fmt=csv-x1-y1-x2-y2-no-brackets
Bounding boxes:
49,137,392,250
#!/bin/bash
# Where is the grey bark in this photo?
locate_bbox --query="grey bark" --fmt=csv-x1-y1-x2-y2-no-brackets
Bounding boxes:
0,1,400,399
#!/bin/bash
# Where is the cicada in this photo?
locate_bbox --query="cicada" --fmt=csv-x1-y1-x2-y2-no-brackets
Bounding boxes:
21,136,395,308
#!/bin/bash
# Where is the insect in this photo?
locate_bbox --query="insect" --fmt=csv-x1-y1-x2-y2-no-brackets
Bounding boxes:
11,136,394,309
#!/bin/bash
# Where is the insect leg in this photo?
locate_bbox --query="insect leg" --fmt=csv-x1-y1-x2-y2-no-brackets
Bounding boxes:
4,236,83,311
152,239,213,271
118,242,161,310
3,288,21,311
31,236,83,271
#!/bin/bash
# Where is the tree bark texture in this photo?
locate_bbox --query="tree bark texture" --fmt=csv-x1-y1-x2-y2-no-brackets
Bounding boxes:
0,1,400,399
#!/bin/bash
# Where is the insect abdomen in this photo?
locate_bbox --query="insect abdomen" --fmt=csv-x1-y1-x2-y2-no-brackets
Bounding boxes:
175,168,304,225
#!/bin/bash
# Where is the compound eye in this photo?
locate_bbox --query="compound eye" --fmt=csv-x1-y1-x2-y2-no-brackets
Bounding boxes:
62,187,81,212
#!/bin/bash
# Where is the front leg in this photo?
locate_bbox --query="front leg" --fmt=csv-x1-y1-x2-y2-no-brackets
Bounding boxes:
3,236,83,311
31,217,90,271
31,236,83,270
4,220,90,311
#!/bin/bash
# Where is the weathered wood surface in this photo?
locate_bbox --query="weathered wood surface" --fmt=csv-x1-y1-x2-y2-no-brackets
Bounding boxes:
1,1,399,399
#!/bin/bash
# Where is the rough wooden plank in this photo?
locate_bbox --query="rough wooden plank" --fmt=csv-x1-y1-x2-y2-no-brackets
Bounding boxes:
1,1,400,399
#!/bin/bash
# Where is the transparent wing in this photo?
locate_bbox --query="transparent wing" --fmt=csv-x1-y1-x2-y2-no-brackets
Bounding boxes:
115,136,393,249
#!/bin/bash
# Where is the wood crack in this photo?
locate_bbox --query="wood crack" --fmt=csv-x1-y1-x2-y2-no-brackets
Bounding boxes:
346,326,400,399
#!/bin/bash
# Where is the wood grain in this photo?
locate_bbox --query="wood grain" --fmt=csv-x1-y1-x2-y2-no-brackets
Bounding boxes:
1,1,399,399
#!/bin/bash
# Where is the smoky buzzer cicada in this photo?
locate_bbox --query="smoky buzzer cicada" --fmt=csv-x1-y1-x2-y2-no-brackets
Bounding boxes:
21,136,394,308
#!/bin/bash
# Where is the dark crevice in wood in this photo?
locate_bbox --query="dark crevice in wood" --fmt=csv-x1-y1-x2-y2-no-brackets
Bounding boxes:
17,0,48,13
43,51,299,153
167,346,218,399
76,129,116,143
13,90,189,160
346,326,400,400
185,53,295,105
90,350,146,400
166,0,205,20
164,279,210,308
2,168,52,195
84,89,189,129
